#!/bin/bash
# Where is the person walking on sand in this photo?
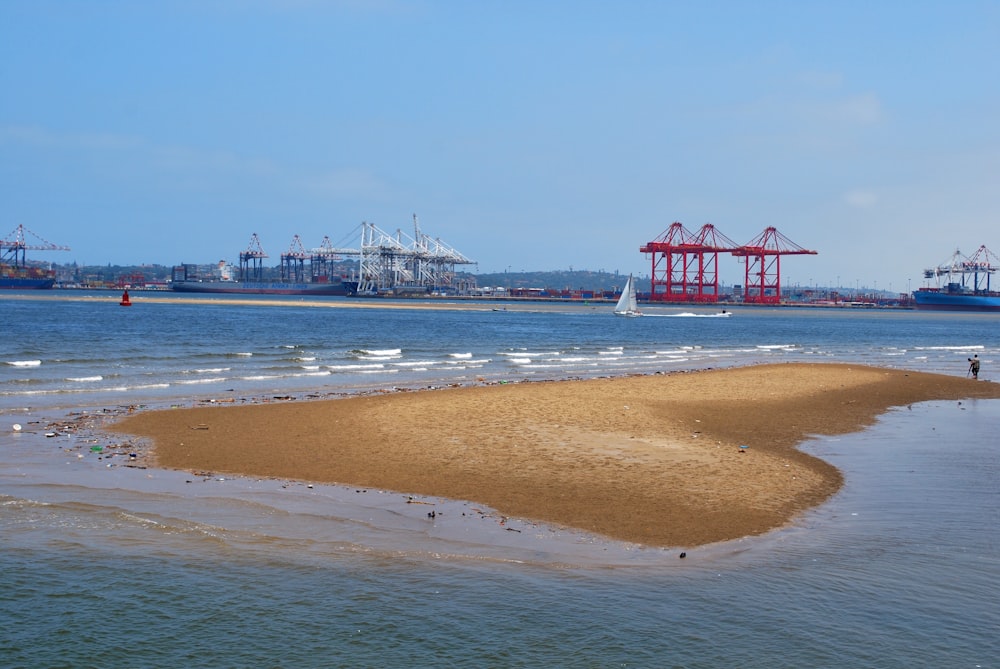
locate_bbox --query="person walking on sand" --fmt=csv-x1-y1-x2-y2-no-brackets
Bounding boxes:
968,355,980,379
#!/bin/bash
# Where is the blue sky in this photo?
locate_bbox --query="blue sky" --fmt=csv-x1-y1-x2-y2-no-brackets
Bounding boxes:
2,1,998,292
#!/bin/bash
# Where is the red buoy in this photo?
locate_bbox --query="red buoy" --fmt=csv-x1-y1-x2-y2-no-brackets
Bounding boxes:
119,289,132,307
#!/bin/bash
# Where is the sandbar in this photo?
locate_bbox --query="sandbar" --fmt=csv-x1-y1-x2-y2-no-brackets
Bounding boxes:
110,363,1000,548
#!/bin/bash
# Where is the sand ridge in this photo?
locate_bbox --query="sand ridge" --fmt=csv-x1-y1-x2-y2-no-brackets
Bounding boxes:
110,363,1000,547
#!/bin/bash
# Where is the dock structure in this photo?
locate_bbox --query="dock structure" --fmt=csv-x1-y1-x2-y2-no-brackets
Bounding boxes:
641,223,816,304
1,225,70,289
641,223,741,303
350,215,476,295
733,227,818,304
171,216,474,295
1,224,70,268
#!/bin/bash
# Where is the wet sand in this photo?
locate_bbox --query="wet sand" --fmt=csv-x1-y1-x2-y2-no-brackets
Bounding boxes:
111,363,1000,548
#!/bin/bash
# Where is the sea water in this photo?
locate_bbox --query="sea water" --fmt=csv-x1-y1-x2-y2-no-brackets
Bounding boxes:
1,292,998,667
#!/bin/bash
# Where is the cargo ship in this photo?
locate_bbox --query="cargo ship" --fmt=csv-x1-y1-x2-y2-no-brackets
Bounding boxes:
1,225,69,289
912,245,1000,311
170,277,354,296
0,265,56,289
170,259,356,296
169,233,365,296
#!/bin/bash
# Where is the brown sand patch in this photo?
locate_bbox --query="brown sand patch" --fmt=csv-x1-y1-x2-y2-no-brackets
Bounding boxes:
110,363,1000,547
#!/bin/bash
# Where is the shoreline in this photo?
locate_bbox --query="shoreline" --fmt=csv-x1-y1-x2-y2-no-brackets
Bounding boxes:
109,363,1000,548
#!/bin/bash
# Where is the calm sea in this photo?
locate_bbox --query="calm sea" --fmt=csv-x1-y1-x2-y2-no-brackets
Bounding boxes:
2,291,998,667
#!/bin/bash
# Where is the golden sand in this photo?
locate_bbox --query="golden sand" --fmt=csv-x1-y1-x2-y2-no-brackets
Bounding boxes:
110,363,1000,547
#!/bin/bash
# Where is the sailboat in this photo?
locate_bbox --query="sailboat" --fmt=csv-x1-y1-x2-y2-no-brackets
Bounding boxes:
614,275,642,317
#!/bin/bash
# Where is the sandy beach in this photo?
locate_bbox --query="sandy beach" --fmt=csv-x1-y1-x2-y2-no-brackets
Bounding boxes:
110,363,1000,548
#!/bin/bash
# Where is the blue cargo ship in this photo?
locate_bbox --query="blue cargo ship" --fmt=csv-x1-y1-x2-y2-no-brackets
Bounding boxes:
912,245,1000,311
0,265,56,289
912,286,1000,311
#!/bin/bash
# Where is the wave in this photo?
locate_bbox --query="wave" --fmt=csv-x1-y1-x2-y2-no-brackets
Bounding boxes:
449,352,473,359
6,360,41,367
0,382,172,398
66,376,103,383
498,351,560,358
651,312,732,318
445,357,491,366
353,348,402,356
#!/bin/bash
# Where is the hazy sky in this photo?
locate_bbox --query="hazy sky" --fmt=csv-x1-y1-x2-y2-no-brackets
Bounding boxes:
2,1,998,292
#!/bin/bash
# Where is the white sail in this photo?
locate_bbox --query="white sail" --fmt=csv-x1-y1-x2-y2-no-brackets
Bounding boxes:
614,275,641,316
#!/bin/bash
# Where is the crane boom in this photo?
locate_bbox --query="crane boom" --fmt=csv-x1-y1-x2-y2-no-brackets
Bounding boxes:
1,225,70,267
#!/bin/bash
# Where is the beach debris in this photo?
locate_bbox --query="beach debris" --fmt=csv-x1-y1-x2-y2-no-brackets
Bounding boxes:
738,444,749,453
427,511,436,519
679,552,687,559
12,423,21,432
189,424,209,430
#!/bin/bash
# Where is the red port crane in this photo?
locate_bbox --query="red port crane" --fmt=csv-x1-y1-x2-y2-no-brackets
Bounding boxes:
732,227,817,304
640,222,741,302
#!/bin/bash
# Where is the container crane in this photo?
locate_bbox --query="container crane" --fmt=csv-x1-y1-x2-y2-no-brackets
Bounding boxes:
1,224,70,267
238,233,268,282
640,222,741,302
310,235,360,283
731,227,817,304
281,235,309,282
923,245,999,293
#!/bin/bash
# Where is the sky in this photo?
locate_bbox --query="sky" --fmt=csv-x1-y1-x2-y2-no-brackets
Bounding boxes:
2,0,999,293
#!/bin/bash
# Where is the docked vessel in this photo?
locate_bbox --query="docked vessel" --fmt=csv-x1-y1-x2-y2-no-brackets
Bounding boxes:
1,225,69,289
912,245,1000,311
0,265,56,289
170,233,357,296
170,277,353,296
